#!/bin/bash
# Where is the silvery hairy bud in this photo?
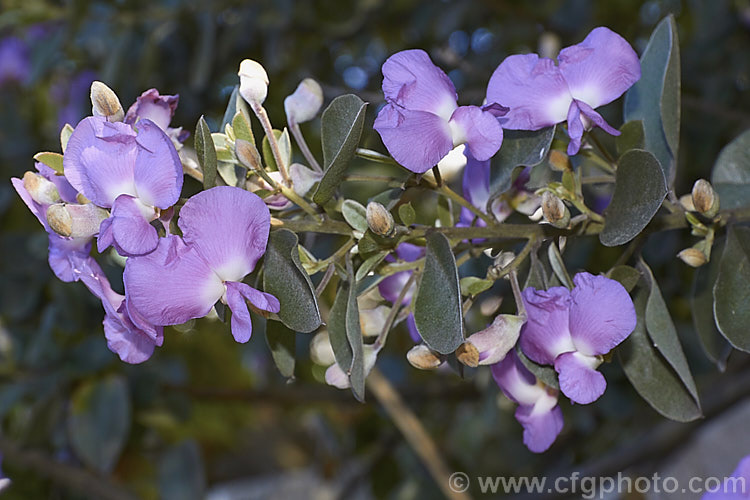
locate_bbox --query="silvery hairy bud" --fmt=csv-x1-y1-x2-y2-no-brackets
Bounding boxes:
406,344,444,370
46,203,109,238
366,201,395,236
22,171,60,205
547,149,571,172
541,191,570,228
309,331,336,367
90,81,124,122
235,139,263,171
238,59,269,105
284,78,324,124
677,248,707,268
692,179,719,218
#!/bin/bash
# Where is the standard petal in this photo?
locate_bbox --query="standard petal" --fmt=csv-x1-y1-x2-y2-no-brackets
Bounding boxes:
373,104,453,174
515,404,564,453
124,88,178,131
487,53,572,130
62,116,138,207
554,351,606,404
103,194,159,257
381,49,457,118
133,119,183,208
123,235,225,326
177,187,270,283
520,286,576,365
558,27,641,110
103,312,158,364
568,272,637,356
448,106,503,161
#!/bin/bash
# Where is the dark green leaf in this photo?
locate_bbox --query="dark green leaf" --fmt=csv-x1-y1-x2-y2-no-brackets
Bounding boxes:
328,281,353,371
313,95,368,204
606,265,641,293
691,238,729,368
600,149,666,247
265,320,296,378
220,85,240,131
640,260,700,404
623,15,680,184
68,376,131,473
523,248,548,290
195,116,217,189
488,127,555,205
341,199,368,233
158,441,206,500
615,120,646,157
369,187,404,211
547,241,572,289
398,202,416,226
263,229,321,333
414,232,463,354
618,289,702,422
713,225,750,352
344,258,366,401
710,129,750,209
356,251,388,281
516,347,558,389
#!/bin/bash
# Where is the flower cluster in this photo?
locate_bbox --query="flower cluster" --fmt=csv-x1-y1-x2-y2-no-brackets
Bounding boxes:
12,84,280,363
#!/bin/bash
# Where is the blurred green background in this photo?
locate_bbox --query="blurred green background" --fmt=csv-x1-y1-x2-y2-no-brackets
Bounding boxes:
1,0,750,498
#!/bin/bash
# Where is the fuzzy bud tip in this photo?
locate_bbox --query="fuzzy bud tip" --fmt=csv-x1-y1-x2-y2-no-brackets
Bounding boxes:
456,342,480,368
692,179,719,217
90,81,124,122
541,191,570,228
406,344,443,370
366,201,394,236
677,248,707,268
284,78,324,124
238,59,269,105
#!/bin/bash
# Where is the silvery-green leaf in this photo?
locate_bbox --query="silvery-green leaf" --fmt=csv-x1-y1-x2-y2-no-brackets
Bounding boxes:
713,225,750,352
710,129,750,209
195,116,217,189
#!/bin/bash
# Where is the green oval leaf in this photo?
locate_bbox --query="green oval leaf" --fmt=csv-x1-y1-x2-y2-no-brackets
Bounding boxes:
623,15,680,184
488,126,555,204
313,94,368,205
713,225,750,352
263,229,322,333
606,265,641,293
33,152,64,175
265,320,296,379
692,238,729,369
68,376,131,473
600,149,667,247
615,120,646,157
398,202,416,226
618,289,702,422
640,259,700,405
195,115,218,189
341,199,368,233
414,232,463,354
710,129,750,209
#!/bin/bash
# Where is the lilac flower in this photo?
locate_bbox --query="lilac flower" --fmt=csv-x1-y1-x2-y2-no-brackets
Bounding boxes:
123,186,280,343
124,88,189,145
491,350,563,453
374,50,505,173
486,27,640,155
520,272,636,405
378,242,424,342
63,116,184,256
0,36,30,87
702,455,750,499
11,163,92,282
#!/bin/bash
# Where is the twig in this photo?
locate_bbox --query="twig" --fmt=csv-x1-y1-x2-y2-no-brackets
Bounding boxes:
374,271,418,350
366,368,472,500
251,102,291,185
315,263,336,297
289,122,322,173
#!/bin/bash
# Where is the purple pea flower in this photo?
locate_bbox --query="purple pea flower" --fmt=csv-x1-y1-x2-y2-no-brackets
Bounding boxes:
63,116,184,256
378,242,424,342
486,27,640,156
491,350,563,453
124,88,189,145
11,163,93,282
520,272,636,405
123,186,280,343
702,455,750,499
374,50,505,173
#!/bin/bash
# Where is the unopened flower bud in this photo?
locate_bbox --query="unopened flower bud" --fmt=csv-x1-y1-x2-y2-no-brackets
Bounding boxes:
406,344,444,370
541,191,570,228
46,203,109,238
692,179,719,217
22,171,60,205
90,81,124,122
460,314,525,367
679,194,696,212
456,342,480,367
284,78,324,124
238,59,269,105
677,248,707,268
310,331,336,366
366,201,394,236
235,139,263,171
548,150,571,172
